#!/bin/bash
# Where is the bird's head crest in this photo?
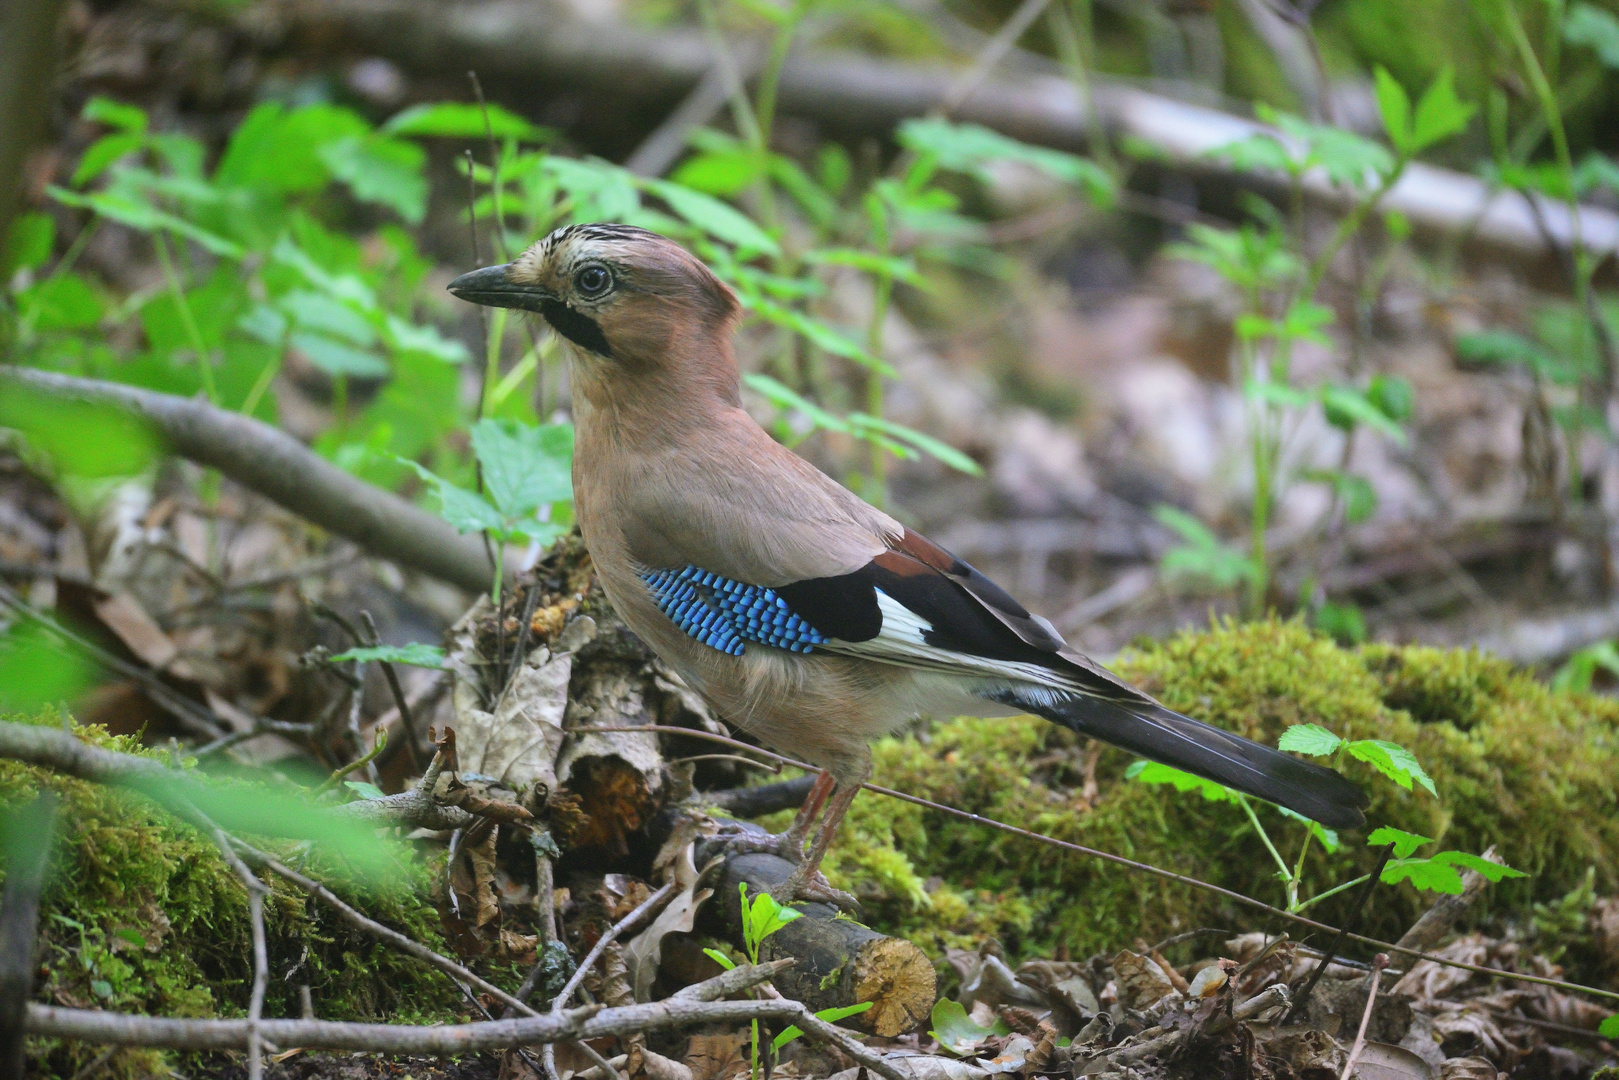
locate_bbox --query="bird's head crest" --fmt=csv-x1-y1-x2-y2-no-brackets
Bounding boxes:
447,224,740,385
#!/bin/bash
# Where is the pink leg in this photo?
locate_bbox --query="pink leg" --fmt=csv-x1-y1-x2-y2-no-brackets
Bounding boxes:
769,780,861,911
778,769,836,858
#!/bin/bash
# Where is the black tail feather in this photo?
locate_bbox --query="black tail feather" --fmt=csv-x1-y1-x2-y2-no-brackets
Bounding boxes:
987,687,1369,829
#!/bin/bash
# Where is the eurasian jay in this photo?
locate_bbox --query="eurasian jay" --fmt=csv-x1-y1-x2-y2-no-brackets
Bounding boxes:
449,224,1368,905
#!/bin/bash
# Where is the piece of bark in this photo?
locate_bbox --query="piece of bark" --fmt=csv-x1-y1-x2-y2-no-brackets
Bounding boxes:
697,844,935,1038
699,775,818,819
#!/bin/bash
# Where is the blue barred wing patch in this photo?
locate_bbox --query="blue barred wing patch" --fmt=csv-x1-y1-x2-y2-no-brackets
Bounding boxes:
638,566,829,656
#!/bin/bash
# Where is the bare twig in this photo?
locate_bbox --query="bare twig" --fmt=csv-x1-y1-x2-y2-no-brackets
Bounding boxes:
24,997,807,1053
359,610,424,771
576,725,1619,1006
0,368,494,592
329,746,474,831
550,883,679,1015
1337,954,1390,1080
210,826,269,1080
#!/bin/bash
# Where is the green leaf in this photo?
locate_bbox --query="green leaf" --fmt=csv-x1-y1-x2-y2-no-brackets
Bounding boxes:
1410,67,1474,152
642,179,780,255
896,117,1115,204
20,274,103,330
393,457,507,534
671,148,765,197
803,247,926,288
1278,724,1343,757
469,418,575,519
1430,850,1527,882
0,623,98,712
382,102,549,141
3,212,54,274
291,331,389,378
1244,375,1314,409
1374,66,1413,155
1321,384,1408,443
845,414,982,475
741,883,802,953
1125,760,1239,804
386,315,471,364
1552,640,1619,692
48,185,243,259
1153,505,1260,590
1599,1014,1619,1038
772,1002,873,1051
319,135,428,224
1347,739,1437,795
82,96,149,134
343,780,387,800
280,290,377,346
744,373,851,435
1366,375,1414,423
1382,857,1465,894
73,132,147,186
928,999,998,1056
1565,3,1619,68
1304,469,1378,525
328,643,447,669
1367,826,1432,859
0,383,163,479
1208,134,1298,175
746,297,893,375
1314,600,1367,645
1275,806,1340,853
703,947,738,971
214,102,370,196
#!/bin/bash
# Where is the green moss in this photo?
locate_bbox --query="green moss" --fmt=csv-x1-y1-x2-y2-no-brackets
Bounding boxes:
2,712,475,1078
817,620,1619,967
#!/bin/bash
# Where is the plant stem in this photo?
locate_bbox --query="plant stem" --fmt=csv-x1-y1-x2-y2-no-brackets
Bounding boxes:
1294,872,1370,913
483,305,509,419
153,231,216,406
1236,794,1292,892
1288,830,1316,912
865,268,894,508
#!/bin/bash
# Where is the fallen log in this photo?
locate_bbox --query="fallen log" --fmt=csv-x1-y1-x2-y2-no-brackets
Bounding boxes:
693,839,936,1039
293,0,1619,262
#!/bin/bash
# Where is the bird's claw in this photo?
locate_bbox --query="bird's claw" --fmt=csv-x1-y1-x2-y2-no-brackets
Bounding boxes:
715,822,810,865
768,867,862,916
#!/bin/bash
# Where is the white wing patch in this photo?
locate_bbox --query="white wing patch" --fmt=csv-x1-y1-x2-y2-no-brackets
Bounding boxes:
815,589,1089,695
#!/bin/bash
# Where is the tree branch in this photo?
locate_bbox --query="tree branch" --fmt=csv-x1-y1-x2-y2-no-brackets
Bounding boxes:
0,368,494,593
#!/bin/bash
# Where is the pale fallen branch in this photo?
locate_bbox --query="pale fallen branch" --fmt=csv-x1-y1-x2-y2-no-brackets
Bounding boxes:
0,368,494,593
23,997,797,1053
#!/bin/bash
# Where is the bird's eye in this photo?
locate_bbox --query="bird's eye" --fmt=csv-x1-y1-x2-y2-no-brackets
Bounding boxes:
574,265,612,299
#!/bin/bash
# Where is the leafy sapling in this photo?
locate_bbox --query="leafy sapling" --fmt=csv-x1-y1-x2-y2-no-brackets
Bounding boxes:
396,418,574,601
1129,722,1521,913
702,884,872,1075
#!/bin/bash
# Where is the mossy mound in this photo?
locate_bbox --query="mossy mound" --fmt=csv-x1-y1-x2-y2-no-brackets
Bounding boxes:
813,620,1619,969
1,713,472,1079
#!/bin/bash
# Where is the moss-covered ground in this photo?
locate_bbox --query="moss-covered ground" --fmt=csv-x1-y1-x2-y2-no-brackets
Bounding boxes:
808,619,1619,969
1,713,474,1079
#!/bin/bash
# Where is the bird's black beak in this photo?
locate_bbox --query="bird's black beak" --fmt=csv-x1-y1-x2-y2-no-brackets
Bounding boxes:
447,264,555,313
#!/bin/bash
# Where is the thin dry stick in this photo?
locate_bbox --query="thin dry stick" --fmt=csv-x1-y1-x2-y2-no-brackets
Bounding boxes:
568,724,1619,1007
551,883,679,1015
206,825,268,1080
1281,842,1395,1026
360,610,423,771
938,0,1055,114
1338,954,1390,1080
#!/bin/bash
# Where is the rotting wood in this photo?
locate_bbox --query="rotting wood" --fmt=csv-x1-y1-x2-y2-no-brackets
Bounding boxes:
291,0,1619,262
696,842,936,1039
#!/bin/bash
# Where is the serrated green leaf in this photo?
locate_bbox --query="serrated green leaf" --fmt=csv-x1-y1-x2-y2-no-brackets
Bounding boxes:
1277,724,1343,757
1275,806,1340,853
1347,739,1436,794
1366,826,1431,858
319,135,428,224
1430,850,1527,882
280,290,377,346
1382,857,1466,893
470,418,575,520
291,331,389,378
328,643,447,669
48,186,243,259
392,456,506,534
1125,760,1240,803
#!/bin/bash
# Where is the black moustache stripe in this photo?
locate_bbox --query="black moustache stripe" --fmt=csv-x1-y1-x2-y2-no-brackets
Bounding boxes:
540,299,613,358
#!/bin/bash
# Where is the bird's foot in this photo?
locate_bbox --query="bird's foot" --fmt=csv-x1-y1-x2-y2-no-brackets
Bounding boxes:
767,862,861,916
713,821,811,864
